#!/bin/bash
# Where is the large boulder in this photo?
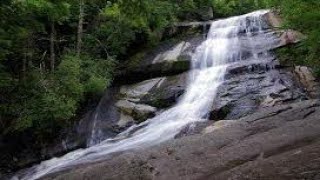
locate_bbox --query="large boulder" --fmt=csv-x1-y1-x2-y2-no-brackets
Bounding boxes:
115,36,203,84
115,100,157,123
120,73,188,109
42,100,320,180
294,66,320,98
264,11,305,47
119,78,165,101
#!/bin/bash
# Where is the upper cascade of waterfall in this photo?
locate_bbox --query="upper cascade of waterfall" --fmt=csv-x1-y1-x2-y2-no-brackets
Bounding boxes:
13,10,272,180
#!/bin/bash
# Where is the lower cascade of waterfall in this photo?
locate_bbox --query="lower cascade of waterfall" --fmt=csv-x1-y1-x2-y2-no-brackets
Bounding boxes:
13,10,274,180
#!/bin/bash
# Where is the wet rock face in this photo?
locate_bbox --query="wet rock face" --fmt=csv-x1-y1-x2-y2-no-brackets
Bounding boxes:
210,66,307,120
43,100,320,180
204,11,308,121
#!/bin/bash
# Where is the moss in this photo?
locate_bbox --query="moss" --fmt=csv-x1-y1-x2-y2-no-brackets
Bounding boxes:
149,97,174,109
126,52,148,70
276,43,320,77
174,57,191,70
275,44,304,66
209,104,233,120
132,110,156,124
160,58,190,74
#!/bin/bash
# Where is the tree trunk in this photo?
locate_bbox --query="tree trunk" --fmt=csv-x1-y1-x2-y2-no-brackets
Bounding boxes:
76,0,84,57
22,51,27,81
50,20,55,72
40,50,47,76
21,37,29,82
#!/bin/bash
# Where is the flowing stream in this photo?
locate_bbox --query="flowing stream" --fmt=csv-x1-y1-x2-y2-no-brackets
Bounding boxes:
13,10,270,180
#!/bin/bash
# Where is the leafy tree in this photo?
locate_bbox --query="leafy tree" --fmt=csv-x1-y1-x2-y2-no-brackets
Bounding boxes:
23,0,71,72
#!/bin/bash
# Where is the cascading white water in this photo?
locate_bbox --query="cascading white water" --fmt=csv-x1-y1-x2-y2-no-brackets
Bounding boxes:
13,10,271,180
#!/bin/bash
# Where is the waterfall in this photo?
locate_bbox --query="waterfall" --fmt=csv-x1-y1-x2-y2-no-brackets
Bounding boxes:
13,10,271,180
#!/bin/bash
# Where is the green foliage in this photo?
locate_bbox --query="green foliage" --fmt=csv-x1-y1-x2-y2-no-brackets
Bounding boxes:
263,0,320,76
0,1,97,139
5,55,82,133
80,55,116,95
55,54,83,100
2,53,115,135
93,0,176,57
211,0,265,17
87,20,137,57
175,0,213,20
24,0,71,22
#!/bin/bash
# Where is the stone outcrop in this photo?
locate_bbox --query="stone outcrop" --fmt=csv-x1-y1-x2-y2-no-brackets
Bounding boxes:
115,36,203,84
294,66,320,98
211,61,307,120
42,100,320,180
115,100,157,123
265,11,305,47
119,72,188,109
